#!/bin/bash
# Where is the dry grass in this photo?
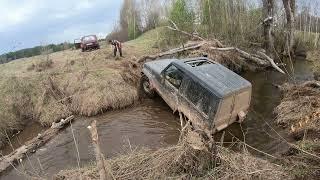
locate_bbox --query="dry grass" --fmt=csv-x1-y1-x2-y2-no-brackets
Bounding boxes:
0,29,162,147
274,81,320,179
0,76,39,147
307,50,320,80
65,71,138,117
56,131,290,180
27,58,53,72
274,81,320,139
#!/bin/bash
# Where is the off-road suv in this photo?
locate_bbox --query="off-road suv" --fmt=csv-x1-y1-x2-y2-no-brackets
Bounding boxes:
81,35,100,52
141,58,252,133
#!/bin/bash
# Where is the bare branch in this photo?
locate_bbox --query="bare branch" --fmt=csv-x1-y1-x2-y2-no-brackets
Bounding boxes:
210,47,269,66
166,18,205,41
257,51,286,74
88,120,114,180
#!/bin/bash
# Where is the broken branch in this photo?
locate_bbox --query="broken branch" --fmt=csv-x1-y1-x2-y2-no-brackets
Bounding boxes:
0,116,75,174
137,42,206,63
166,19,205,42
88,120,114,180
257,51,286,74
210,47,269,66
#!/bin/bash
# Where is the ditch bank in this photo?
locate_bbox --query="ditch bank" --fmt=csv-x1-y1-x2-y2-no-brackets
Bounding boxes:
274,80,320,179
0,59,314,179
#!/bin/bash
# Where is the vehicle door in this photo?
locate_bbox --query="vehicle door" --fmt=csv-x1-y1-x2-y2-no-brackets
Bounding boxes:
180,78,217,128
160,64,185,111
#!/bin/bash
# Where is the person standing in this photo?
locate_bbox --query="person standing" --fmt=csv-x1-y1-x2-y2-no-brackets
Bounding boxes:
108,40,123,57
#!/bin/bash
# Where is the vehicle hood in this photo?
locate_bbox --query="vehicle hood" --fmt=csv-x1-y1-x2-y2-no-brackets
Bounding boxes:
82,40,97,44
143,59,176,75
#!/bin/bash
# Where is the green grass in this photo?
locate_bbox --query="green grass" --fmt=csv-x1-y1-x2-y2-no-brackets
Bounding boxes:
126,27,167,55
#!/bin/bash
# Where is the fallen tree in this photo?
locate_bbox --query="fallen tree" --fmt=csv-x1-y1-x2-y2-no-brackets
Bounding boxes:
135,21,286,74
0,115,74,174
136,41,208,63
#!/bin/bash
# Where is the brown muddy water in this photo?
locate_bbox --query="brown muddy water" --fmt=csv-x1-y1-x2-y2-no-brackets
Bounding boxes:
1,60,314,180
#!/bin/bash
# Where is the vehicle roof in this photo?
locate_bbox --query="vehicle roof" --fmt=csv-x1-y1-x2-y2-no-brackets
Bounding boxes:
82,35,96,37
172,58,252,98
81,35,97,39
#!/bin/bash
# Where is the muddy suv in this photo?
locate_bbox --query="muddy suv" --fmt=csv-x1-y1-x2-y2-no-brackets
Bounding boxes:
141,58,252,133
81,35,100,52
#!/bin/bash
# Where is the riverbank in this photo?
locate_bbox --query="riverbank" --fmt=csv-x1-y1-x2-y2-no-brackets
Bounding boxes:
1,27,318,179
0,29,163,149
307,50,320,80
0,26,278,150
275,81,320,179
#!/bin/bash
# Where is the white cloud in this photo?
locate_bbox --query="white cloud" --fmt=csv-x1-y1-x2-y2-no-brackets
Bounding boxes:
0,0,40,32
0,0,119,32
0,0,122,53
48,21,112,43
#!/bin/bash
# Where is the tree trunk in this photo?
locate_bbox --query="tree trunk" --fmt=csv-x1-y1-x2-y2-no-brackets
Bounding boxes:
262,0,275,58
282,0,296,56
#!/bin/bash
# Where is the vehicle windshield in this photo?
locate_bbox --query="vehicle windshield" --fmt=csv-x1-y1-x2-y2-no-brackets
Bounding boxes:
82,36,96,42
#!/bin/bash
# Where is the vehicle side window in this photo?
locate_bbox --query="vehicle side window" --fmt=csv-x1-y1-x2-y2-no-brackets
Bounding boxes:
184,80,217,116
164,65,184,89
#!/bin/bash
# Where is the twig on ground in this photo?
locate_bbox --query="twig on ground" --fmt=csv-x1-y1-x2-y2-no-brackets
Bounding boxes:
228,131,278,159
70,121,81,172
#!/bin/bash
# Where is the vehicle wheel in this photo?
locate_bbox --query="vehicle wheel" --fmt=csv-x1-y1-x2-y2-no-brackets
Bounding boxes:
140,75,155,98
81,48,85,52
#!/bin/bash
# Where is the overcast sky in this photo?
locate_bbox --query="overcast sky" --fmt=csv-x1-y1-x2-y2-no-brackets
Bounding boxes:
1,0,319,54
0,0,123,54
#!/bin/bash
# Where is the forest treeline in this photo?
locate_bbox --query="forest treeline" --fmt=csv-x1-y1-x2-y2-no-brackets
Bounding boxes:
0,43,73,64
2,0,319,64
109,0,319,57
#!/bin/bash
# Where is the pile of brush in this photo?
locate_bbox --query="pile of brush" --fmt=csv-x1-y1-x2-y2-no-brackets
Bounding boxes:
275,81,320,139
275,81,320,179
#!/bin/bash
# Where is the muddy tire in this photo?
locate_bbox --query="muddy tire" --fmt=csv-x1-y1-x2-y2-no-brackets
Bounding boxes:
140,75,155,98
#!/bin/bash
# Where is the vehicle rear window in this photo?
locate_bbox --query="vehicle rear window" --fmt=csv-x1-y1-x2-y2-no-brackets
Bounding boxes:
183,80,217,116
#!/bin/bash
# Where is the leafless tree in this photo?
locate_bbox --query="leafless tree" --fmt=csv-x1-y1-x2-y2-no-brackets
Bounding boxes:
262,0,275,57
282,0,296,55
140,0,160,31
